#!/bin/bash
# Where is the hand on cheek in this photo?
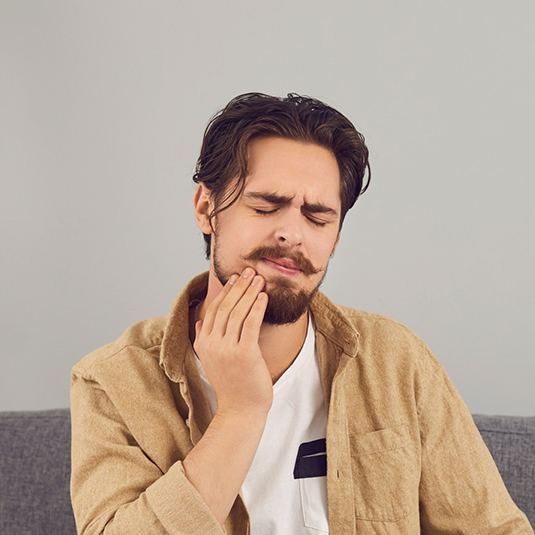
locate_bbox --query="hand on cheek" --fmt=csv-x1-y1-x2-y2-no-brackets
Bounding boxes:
194,268,272,417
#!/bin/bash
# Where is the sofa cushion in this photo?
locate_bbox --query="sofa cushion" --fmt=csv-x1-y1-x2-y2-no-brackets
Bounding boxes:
0,409,533,533
473,413,535,528
0,409,76,535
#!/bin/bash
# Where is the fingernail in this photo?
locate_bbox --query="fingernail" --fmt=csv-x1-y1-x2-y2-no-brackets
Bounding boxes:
251,275,262,286
242,268,253,278
229,275,238,285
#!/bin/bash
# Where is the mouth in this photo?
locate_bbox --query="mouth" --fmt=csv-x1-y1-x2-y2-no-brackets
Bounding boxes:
241,245,320,276
261,257,303,276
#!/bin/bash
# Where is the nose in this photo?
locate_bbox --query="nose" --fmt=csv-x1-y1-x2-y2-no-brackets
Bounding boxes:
274,207,303,248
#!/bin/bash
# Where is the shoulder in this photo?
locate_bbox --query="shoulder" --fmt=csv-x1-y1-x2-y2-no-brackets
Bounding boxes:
314,291,427,350
324,302,457,428
337,304,427,348
72,315,168,381
314,294,443,376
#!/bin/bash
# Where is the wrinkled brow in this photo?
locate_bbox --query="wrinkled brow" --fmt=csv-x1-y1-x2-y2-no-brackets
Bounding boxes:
244,191,339,217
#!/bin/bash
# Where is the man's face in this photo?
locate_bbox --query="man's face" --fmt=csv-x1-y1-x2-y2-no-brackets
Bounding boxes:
210,136,342,324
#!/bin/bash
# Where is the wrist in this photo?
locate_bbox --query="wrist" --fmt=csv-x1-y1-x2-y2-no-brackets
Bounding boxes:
214,407,269,429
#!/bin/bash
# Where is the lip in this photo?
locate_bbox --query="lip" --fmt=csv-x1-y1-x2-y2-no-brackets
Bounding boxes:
261,257,302,275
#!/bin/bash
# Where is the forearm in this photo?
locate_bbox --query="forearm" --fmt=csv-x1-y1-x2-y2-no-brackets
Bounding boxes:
183,410,268,525
184,269,272,525
71,373,228,535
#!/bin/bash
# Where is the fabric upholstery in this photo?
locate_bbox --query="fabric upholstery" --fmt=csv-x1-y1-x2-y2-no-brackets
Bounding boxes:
0,409,76,535
0,409,533,534
473,414,535,528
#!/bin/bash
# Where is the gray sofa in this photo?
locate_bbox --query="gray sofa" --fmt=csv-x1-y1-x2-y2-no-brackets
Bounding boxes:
0,409,533,534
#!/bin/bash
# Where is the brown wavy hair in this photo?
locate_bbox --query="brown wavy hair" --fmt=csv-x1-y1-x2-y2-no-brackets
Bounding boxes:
193,92,371,258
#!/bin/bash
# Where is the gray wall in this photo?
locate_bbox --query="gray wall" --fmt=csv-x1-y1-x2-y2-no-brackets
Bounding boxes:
1,1,534,416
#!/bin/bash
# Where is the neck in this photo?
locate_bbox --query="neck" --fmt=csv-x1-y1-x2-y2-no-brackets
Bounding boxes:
196,270,309,383
256,315,309,383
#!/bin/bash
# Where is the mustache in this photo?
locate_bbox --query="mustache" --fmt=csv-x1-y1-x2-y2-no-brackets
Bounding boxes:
241,246,321,276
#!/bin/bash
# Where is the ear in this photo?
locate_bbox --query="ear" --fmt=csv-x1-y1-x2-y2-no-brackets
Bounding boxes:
193,183,213,235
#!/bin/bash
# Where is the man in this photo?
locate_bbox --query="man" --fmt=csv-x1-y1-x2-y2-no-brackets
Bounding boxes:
70,93,533,534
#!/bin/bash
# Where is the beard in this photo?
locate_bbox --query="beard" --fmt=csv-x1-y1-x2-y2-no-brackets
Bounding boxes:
213,242,327,325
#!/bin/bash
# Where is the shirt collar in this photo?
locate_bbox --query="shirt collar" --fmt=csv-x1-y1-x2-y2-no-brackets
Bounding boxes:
159,271,360,383
310,291,360,358
159,272,209,383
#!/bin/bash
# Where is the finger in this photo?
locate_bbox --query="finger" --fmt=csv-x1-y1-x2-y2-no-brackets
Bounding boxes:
201,274,239,334
195,320,203,338
210,268,259,336
223,276,266,341
239,292,268,345
192,320,203,354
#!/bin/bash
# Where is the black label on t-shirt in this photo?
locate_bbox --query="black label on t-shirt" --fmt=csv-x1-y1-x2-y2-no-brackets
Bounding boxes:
293,438,327,479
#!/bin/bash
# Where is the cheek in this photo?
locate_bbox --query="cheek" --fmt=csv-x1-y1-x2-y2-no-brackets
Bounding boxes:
310,232,339,262
216,221,261,260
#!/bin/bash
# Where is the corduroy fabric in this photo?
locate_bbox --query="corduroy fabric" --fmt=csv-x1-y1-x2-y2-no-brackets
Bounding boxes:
69,272,534,534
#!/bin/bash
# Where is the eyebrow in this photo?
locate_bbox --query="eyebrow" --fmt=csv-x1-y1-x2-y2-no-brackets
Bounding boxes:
244,191,339,217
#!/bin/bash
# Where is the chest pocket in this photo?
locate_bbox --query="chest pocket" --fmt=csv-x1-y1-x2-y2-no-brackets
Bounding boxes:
299,477,329,532
350,424,419,522
294,438,329,532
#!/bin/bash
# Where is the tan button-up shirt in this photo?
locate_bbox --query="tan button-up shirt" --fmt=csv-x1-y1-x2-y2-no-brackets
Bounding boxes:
70,272,533,534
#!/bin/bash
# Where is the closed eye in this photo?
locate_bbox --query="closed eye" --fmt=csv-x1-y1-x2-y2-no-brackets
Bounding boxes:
306,216,327,227
255,207,329,226
254,208,278,215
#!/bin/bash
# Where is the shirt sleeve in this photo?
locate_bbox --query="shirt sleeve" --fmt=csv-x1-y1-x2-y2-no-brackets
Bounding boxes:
70,370,226,535
415,344,534,534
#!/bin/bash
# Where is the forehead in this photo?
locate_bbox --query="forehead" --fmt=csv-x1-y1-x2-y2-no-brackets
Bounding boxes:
243,137,341,205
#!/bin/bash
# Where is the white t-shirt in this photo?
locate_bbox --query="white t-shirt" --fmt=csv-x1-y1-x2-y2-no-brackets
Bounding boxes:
195,317,329,534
